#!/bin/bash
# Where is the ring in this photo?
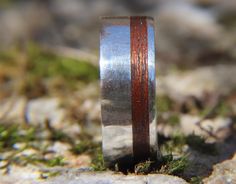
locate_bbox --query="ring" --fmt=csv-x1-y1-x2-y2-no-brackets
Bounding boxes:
100,16,157,168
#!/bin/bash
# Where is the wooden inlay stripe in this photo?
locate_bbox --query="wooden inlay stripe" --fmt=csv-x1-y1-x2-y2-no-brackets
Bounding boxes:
130,16,150,163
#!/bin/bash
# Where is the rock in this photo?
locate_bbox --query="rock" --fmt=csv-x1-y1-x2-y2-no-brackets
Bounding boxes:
25,97,81,137
157,114,232,141
80,99,100,121
46,142,91,168
0,165,41,184
0,169,188,184
42,171,188,184
157,1,222,66
0,97,26,123
0,2,52,49
66,154,91,168
158,65,236,101
25,98,66,128
47,141,71,156
147,174,189,184
157,123,176,138
183,136,236,179
180,115,232,141
71,82,100,114
204,156,236,184
158,2,220,40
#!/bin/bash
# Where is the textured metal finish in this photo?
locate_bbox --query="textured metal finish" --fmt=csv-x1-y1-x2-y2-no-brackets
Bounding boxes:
100,16,157,167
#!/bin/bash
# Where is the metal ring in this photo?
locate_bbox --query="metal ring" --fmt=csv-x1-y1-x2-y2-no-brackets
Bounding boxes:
100,16,157,167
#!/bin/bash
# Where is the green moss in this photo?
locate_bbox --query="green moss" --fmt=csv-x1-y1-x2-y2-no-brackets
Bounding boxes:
157,95,173,112
0,123,68,170
215,101,232,117
68,127,105,171
0,124,36,151
26,44,98,82
0,0,16,8
71,141,98,155
0,49,18,64
134,160,153,174
200,100,232,118
186,134,218,155
9,154,66,167
168,114,180,126
130,154,188,176
91,146,106,171
40,171,61,179
159,154,188,175
45,156,65,167
0,43,99,97
161,134,186,154
161,133,218,156
71,139,106,171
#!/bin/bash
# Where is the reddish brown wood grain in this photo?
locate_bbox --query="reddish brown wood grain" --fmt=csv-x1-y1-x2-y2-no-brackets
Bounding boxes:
130,16,150,163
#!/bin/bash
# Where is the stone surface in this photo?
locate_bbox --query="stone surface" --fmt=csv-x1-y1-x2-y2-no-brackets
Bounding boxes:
1,165,41,184
157,115,232,141
0,170,188,184
0,97,26,122
24,97,82,136
183,136,236,180
158,65,236,101
25,98,66,127
204,155,236,184
42,172,188,184
156,1,223,68
46,141,91,168
180,115,232,141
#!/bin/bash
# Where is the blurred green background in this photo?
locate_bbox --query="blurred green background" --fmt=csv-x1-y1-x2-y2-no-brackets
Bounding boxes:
0,0,236,183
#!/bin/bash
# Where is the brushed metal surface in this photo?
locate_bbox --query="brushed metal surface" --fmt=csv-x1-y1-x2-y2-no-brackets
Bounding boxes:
100,16,157,167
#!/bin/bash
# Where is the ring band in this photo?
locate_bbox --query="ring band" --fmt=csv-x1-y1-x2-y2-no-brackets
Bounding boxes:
100,16,157,167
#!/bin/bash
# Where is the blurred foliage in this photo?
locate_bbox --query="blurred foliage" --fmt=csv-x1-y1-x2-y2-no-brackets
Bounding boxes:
215,101,232,117
25,44,98,83
0,123,67,171
157,95,173,112
91,146,106,171
0,124,36,152
71,141,99,155
10,154,66,167
131,154,189,176
0,0,24,8
161,133,218,156
159,154,188,175
161,133,186,154
168,113,180,126
134,160,153,174
0,43,98,98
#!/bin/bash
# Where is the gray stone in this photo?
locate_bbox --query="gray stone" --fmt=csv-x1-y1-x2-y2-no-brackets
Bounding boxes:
204,156,236,184
156,1,222,66
180,115,232,141
0,165,41,184
42,172,188,184
25,98,65,127
158,65,236,101
147,174,189,184
25,97,81,136
0,97,26,122
157,115,232,141
183,136,236,180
